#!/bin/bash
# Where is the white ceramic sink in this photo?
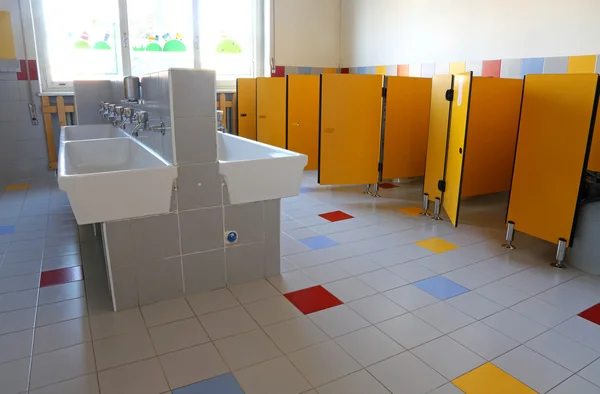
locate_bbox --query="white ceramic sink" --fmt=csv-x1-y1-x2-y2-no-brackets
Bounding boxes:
58,137,177,224
217,132,307,204
60,124,128,142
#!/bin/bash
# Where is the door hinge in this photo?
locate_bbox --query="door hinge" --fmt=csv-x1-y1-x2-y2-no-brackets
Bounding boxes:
438,180,446,192
382,87,387,98
445,89,454,101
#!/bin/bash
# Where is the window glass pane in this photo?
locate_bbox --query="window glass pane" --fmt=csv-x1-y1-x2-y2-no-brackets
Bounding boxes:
127,0,194,76
199,0,254,80
41,0,121,82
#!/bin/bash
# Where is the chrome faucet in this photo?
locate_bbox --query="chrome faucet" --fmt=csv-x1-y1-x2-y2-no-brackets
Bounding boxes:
102,102,111,120
113,106,125,127
98,101,106,115
131,111,166,137
107,104,117,121
122,108,135,129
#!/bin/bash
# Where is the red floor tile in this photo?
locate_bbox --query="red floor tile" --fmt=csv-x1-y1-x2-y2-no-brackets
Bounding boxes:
319,210,354,223
284,285,343,315
579,304,600,326
378,183,397,189
40,266,84,288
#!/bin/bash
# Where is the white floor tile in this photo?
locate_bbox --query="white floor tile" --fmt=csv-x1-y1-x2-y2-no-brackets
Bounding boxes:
38,281,85,305
228,279,280,303
98,358,168,394
0,288,37,313
33,317,91,355
268,271,317,293
309,305,370,338
526,330,600,372
93,330,155,371
482,309,548,343
377,313,443,349
158,343,229,390
469,253,536,280
286,227,321,240
428,383,465,394
579,358,600,387
445,291,505,320
186,288,240,316
89,308,146,340
357,269,407,292
323,277,376,303
0,329,33,364
198,306,259,340
555,317,600,352
387,261,437,283
335,326,404,367
281,257,298,273
383,285,439,311
474,281,531,307
367,248,410,268
264,316,328,354
449,321,518,360
334,256,381,275
412,336,485,380
29,374,99,394
245,296,302,326
148,318,210,355
36,297,87,327
493,346,572,393
234,356,311,394
548,375,600,394
442,267,495,290
303,263,352,284
413,302,475,334
0,358,31,394
367,352,447,394
537,286,598,315
140,298,194,327
348,294,407,324
288,340,361,387
316,369,390,394
0,307,35,335
499,270,556,296
511,297,573,328
288,251,335,269
214,329,282,370
30,342,96,389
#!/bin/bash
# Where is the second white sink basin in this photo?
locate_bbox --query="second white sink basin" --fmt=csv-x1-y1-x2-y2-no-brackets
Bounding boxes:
61,124,128,142
217,132,307,204
58,137,177,224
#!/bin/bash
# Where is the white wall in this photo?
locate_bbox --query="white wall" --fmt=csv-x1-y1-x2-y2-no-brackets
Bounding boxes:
341,0,600,67
274,0,340,67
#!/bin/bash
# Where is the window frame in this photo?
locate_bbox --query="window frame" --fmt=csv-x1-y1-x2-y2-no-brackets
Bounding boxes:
31,0,265,93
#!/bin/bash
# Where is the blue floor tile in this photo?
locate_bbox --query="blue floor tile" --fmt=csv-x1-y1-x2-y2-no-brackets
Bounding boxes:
0,225,15,235
414,276,469,300
173,374,244,394
298,235,339,250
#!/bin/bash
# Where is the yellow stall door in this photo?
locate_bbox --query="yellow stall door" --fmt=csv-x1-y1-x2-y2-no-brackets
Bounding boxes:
287,75,320,170
588,100,600,172
236,78,257,140
382,77,432,179
444,72,473,227
257,77,286,148
507,74,599,245
319,74,383,185
423,74,453,202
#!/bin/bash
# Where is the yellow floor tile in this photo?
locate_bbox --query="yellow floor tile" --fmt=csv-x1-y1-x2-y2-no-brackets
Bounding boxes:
5,184,29,191
398,207,424,217
415,237,459,254
453,363,536,394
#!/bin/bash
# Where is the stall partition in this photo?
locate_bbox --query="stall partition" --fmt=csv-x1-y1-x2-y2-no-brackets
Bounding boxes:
287,75,320,170
256,77,286,148
381,77,432,180
506,73,599,264
236,78,257,140
318,74,383,185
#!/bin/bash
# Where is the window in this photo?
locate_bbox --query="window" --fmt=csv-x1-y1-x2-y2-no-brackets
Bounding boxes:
32,0,264,92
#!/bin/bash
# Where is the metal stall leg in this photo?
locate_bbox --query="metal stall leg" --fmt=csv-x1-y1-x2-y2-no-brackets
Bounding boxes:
419,193,431,216
551,238,567,269
372,183,380,197
502,221,516,249
432,197,443,221
364,184,372,195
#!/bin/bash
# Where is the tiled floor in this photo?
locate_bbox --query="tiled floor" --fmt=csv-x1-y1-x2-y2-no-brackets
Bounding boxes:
1,173,600,393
